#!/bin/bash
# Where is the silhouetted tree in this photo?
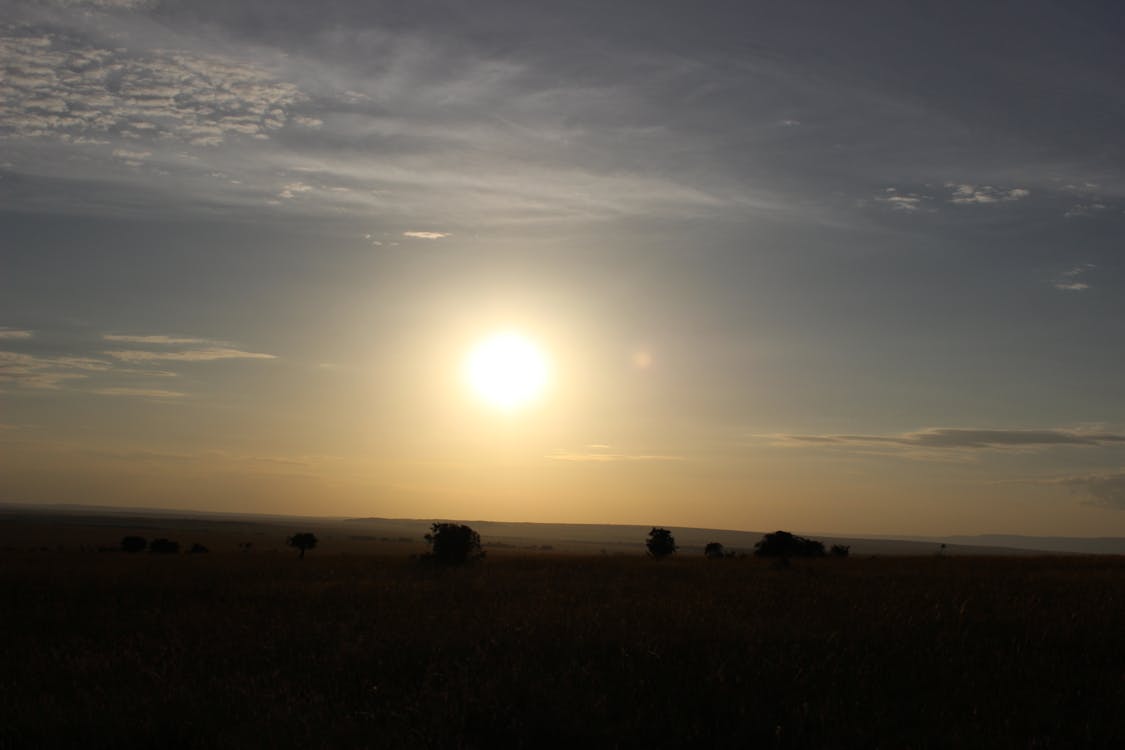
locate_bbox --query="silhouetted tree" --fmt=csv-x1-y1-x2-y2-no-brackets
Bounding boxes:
424,523,482,564
188,543,209,554
149,538,179,554
287,533,318,559
830,544,850,557
705,542,726,559
646,527,677,559
754,531,825,559
120,536,147,554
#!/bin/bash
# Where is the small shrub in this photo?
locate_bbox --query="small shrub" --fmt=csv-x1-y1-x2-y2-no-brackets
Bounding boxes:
754,530,825,558
149,538,179,555
704,542,726,559
120,536,147,554
830,544,850,557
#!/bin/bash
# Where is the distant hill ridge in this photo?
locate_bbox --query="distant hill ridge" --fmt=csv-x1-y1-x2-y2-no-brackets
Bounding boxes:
2,503,1122,555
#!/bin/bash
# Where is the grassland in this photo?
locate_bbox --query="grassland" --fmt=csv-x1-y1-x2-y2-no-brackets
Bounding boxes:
3,548,1124,749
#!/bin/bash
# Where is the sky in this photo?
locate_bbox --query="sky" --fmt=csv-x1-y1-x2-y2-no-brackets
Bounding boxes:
2,0,1124,536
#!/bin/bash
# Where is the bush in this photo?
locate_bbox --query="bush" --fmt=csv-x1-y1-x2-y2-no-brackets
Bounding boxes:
704,542,726,559
424,523,482,564
120,536,146,554
646,528,677,559
149,538,179,555
754,531,825,558
830,544,850,557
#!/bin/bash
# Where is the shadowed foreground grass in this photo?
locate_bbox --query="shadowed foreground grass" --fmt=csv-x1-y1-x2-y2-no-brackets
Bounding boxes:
2,553,1124,748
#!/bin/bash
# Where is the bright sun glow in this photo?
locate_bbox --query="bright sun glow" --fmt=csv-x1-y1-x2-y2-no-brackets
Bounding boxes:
463,332,550,411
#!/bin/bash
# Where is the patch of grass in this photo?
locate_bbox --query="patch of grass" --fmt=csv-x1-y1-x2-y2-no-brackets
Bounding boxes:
2,553,1123,747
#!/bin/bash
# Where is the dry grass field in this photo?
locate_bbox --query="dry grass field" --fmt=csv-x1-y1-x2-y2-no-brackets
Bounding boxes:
3,547,1124,748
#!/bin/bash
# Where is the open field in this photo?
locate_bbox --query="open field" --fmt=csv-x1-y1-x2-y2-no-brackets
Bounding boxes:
3,549,1124,748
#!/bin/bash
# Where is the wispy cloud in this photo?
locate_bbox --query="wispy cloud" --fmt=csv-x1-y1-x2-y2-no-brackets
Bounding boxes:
1053,263,1095,292
1064,203,1109,219
770,427,1125,451
91,387,187,399
103,334,215,345
0,328,34,340
402,231,450,239
0,351,112,389
874,188,929,212
946,183,1030,205
104,347,276,362
1053,472,1125,510
548,446,684,462
0,31,304,150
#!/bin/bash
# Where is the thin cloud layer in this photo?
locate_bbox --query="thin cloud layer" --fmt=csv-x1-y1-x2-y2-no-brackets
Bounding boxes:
774,427,1125,450
1057,473,1125,510
0,350,112,389
91,387,187,399
102,334,214,345
0,31,305,148
1053,264,1095,292
548,446,684,462
946,183,1030,205
402,231,449,240
104,347,276,362
0,328,35,339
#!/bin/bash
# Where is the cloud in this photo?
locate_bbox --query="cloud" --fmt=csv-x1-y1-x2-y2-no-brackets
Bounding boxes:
548,448,683,462
0,31,305,151
1053,263,1095,292
0,328,34,340
402,231,450,239
946,183,1030,204
1064,203,1109,218
278,182,313,200
1056,472,1125,510
102,334,214,344
0,351,112,388
876,195,922,211
91,387,187,399
104,347,276,362
772,427,1125,451
44,1,154,7
0,12,781,225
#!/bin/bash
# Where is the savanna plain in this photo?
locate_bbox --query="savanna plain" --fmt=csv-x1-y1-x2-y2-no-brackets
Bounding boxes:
3,522,1125,748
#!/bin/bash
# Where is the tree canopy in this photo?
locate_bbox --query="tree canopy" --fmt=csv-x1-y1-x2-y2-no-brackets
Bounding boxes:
646,527,677,558
287,532,318,559
424,523,483,564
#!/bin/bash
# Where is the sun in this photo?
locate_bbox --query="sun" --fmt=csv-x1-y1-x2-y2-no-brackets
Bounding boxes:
463,332,550,411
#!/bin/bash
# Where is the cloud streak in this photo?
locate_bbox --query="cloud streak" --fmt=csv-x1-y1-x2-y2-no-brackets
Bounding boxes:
104,347,276,362
548,446,684,462
1057,472,1125,510
772,427,1125,451
402,231,449,239
0,351,112,389
1053,264,1095,292
102,334,215,345
91,387,187,399
946,183,1030,205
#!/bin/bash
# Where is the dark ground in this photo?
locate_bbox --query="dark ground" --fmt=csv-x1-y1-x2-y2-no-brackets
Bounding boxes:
2,550,1124,748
